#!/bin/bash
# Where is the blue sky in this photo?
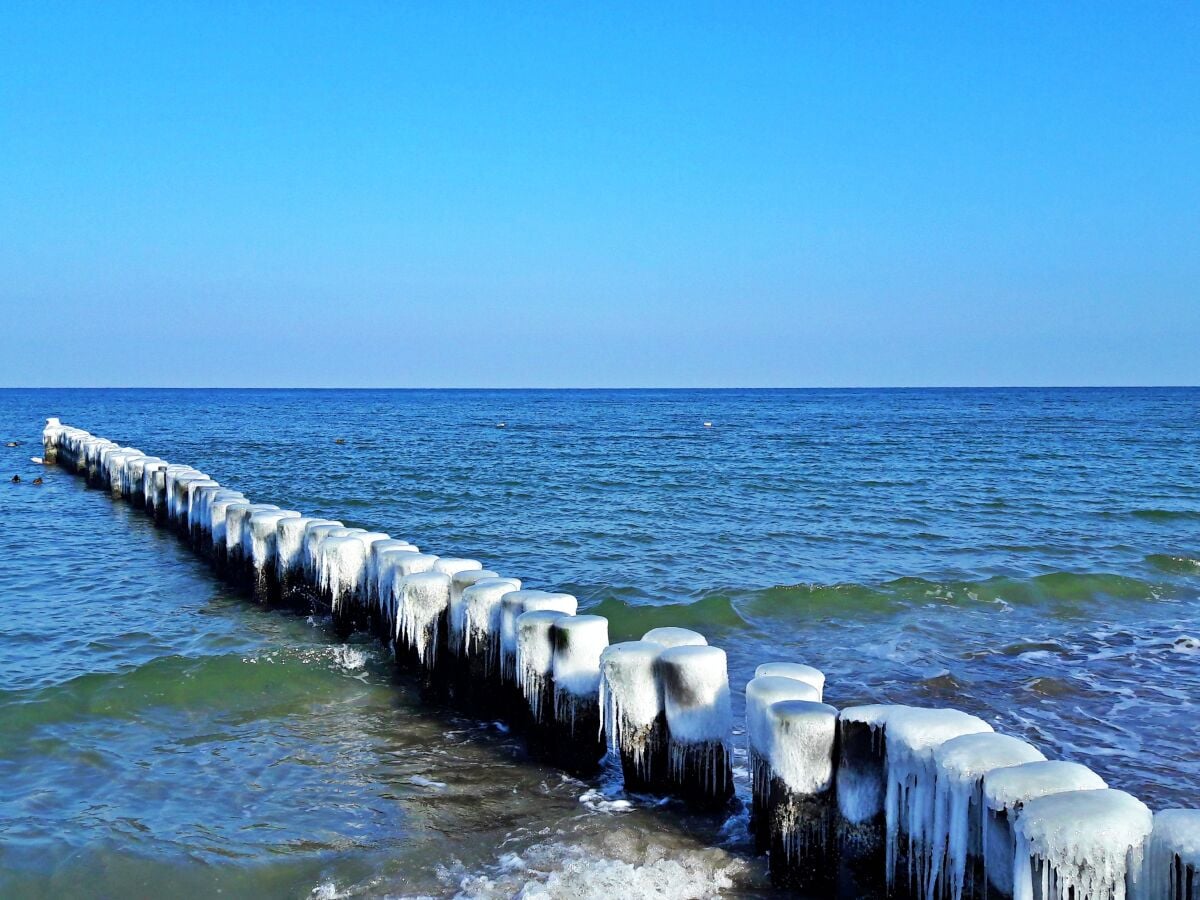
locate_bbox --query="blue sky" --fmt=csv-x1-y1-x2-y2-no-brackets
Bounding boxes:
2,2,1197,387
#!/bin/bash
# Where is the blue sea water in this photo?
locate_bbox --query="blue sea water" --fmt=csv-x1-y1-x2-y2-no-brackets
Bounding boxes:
0,388,1197,897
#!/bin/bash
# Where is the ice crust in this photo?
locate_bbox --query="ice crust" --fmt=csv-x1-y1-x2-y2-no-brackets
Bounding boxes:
745,676,822,809
461,578,523,662
447,569,500,651
928,732,1046,900
432,557,482,577
765,699,838,796
658,645,732,745
642,627,707,648
837,704,900,825
394,571,452,666
276,517,337,579
376,550,439,623
517,610,572,721
552,614,609,702
246,509,301,572
500,591,578,680
754,661,825,699
226,503,280,557
1144,809,1200,900
1012,789,1152,900
599,641,664,763
318,531,389,609
882,707,993,888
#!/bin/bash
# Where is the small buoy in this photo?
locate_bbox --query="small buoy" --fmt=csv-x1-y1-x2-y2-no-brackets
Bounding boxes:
30,456,44,464
496,422,506,428
703,422,713,427
10,475,20,483
5,441,19,447
32,477,43,485
334,438,346,445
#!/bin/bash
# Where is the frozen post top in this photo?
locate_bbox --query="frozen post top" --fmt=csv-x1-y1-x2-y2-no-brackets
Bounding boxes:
1013,789,1152,900
882,707,993,888
928,732,1046,900
765,699,838,797
642,627,707,648
432,557,482,578
394,571,452,667
658,644,732,744
277,517,336,578
551,615,609,700
1144,809,1200,900
754,662,825,699
745,675,823,834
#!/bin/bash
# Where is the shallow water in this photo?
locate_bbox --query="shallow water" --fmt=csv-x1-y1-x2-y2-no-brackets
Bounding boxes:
1,388,1197,897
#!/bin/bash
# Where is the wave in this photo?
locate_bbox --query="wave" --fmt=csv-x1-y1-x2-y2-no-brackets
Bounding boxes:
0,646,374,739
1145,553,1200,575
1131,508,1200,522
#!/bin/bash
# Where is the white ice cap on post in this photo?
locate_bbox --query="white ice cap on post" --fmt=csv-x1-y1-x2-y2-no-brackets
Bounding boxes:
764,699,838,796
500,590,577,679
1012,789,1151,900
552,615,609,700
657,644,732,745
246,509,301,573
447,569,500,649
432,557,482,578
642,627,707,648
754,662,825,699
746,675,822,806
276,517,337,580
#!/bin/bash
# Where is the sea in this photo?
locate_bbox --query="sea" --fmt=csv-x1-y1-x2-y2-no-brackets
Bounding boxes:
0,387,1196,898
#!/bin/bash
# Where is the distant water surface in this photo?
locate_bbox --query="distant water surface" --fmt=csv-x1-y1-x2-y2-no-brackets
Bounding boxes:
0,388,1197,897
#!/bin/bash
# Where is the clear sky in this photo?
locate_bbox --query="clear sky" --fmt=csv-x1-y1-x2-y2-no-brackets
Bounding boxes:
2,2,1197,388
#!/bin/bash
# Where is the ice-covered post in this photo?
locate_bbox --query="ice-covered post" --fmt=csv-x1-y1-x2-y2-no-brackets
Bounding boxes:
927,732,1045,900
882,708,992,895
745,675,822,850
365,540,420,627
515,610,568,738
459,578,522,711
393,571,452,675
375,549,438,640
656,644,734,808
245,509,301,604
599,641,670,792
499,590,577,720
225,503,280,589
1012,789,1151,900
275,517,337,610
318,531,389,637
42,418,63,463
1144,809,1200,900
642,627,707,648
836,705,893,895
444,567,499,696
550,614,608,774
142,460,170,522
761,700,838,890
981,761,1108,898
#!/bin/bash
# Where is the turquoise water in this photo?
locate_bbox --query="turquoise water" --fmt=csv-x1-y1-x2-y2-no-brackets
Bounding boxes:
1,388,1197,897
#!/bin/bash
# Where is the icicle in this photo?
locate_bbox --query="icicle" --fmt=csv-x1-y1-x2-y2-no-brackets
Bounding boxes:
1012,789,1151,900
190,484,238,546
599,641,667,790
500,590,577,683
657,644,734,807
394,571,452,668
447,569,500,654
982,760,1109,897
746,675,822,847
882,707,992,893
317,531,388,614
1143,809,1200,900
225,502,279,567
928,732,1045,900
754,662,825,700
516,610,572,725
642,627,707,648
301,521,349,583
762,699,839,890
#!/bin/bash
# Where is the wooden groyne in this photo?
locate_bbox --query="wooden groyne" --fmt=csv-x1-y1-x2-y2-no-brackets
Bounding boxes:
42,418,1198,899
